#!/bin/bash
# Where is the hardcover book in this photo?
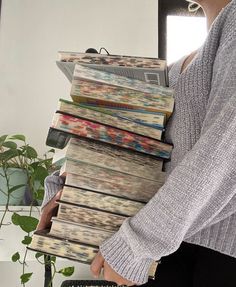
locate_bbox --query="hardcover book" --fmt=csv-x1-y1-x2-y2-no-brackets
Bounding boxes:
50,112,172,159
52,137,164,181
56,51,168,86
64,172,162,203
59,186,145,217
70,65,174,119
57,98,163,140
57,202,127,231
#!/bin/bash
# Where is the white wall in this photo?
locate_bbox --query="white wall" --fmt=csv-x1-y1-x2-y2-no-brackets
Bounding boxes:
0,1,158,286
0,0,158,156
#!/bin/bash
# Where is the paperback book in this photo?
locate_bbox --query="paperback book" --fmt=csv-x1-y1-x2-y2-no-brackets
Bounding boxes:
50,112,173,159
52,137,164,181
60,186,145,217
64,172,161,203
70,64,174,119
57,98,163,140
57,202,127,231
56,51,168,86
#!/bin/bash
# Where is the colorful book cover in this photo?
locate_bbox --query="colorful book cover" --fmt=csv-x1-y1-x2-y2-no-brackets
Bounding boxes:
51,113,172,159
28,230,98,264
70,65,174,118
58,51,167,70
52,137,164,181
50,218,113,246
65,172,162,203
57,202,127,231
60,186,145,217
58,98,163,140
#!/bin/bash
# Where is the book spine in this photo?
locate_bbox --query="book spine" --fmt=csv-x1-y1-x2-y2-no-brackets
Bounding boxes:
52,113,172,158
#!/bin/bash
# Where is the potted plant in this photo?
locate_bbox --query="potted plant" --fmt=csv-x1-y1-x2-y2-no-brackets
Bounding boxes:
0,134,74,286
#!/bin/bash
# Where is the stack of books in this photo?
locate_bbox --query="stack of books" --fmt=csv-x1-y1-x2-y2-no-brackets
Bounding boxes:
29,52,174,276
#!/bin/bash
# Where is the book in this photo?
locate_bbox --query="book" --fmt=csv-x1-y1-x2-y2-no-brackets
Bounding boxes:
49,217,114,246
56,51,168,86
59,186,145,217
79,104,165,129
28,229,99,264
50,113,173,159
57,202,127,231
59,158,164,193
70,64,174,119
52,137,164,181
64,172,161,203
57,98,163,140
29,229,158,277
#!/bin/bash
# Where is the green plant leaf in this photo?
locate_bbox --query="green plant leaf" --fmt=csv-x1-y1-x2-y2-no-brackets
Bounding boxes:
11,213,21,225
58,266,74,277
35,188,44,200
20,272,33,284
8,184,26,194
35,252,44,259
22,235,32,245
2,141,17,149
50,256,56,263
0,134,8,146
24,145,38,159
10,134,26,141
33,166,48,184
11,252,20,262
0,149,19,162
18,215,39,233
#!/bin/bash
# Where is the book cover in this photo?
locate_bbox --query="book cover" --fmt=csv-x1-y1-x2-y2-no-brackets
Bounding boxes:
56,51,168,86
49,217,113,246
52,137,164,181
70,65,174,118
58,98,163,140
57,202,127,231
60,186,145,217
79,103,166,129
64,172,162,203
28,229,98,264
51,113,172,159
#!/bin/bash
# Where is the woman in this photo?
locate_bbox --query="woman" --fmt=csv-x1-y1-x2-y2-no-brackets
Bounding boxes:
39,0,236,286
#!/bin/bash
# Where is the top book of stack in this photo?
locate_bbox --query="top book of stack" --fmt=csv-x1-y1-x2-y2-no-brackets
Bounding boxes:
56,51,168,87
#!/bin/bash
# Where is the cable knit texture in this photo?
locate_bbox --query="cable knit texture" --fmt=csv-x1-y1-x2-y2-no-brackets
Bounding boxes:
42,1,236,284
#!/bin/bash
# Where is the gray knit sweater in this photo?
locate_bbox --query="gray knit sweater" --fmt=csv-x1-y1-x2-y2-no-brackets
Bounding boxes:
42,1,236,284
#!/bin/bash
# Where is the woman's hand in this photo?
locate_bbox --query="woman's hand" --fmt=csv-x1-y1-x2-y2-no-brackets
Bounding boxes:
90,251,135,286
36,190,62,231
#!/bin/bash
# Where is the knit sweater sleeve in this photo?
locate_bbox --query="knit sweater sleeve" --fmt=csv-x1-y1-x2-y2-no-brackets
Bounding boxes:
99,43,236,284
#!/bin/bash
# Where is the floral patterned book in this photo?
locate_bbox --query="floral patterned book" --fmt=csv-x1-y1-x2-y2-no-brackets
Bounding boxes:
58,98,163,140
52,137,164,181
70,65,174,119
50,112,172,159
57,51,168,86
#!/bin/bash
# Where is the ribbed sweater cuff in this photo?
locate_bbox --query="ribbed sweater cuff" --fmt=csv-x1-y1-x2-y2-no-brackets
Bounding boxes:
100,232,153,284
